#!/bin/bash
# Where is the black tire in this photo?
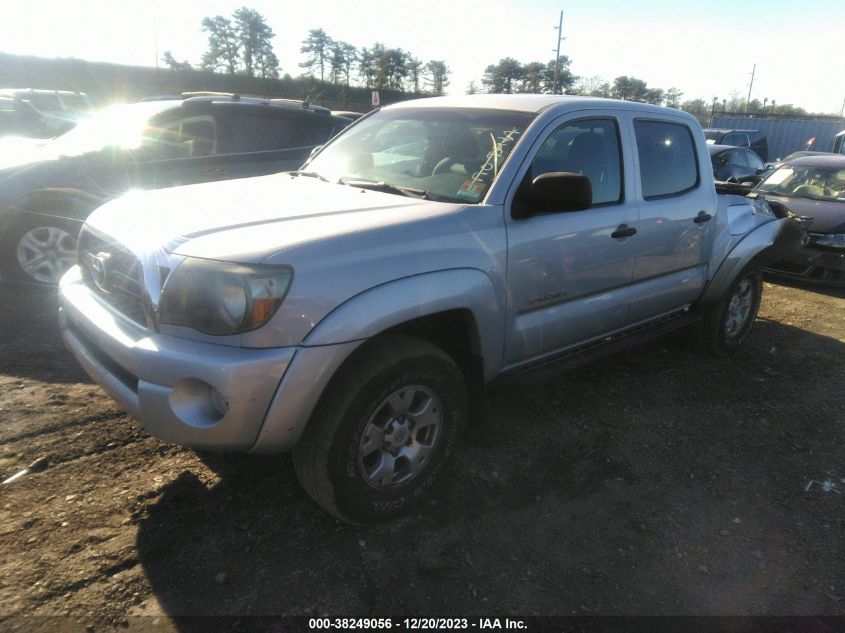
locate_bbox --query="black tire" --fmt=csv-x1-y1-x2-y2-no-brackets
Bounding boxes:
293,334,467,524
3,214,80,285
696,267,763,356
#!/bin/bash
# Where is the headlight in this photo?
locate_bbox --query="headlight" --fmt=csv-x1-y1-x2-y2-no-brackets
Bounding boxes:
812,233,845,249
159,258,293,335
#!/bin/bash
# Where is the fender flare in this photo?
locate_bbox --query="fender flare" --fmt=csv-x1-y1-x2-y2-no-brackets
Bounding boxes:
303,268,505,380
699,217,803,304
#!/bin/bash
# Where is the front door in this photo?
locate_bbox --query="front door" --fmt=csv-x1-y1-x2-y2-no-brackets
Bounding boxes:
503,113,638,367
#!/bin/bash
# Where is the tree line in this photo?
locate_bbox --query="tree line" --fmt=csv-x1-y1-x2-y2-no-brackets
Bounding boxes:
164,7,823,116
298,29,449,95
478,57,817,123
163,9,449,96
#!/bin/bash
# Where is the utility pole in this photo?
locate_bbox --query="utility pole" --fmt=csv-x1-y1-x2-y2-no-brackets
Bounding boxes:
552,11,564,95
153,11,159,69
744,63,756,113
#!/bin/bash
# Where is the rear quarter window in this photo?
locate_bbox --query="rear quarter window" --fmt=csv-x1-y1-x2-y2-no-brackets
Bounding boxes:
634,120,699,199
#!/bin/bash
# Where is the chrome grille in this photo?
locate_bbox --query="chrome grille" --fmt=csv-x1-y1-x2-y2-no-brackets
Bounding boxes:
77,229,147,326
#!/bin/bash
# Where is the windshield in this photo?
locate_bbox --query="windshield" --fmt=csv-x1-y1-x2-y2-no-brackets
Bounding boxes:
757,163,845,202
46,101,178,156
306,107,535,203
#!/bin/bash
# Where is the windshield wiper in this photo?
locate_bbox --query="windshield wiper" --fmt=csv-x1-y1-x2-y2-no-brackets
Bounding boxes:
292,170,329,182
339,178,428,199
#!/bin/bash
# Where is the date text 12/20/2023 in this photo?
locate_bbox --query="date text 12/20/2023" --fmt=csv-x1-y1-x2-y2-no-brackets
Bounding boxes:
308,618,527,630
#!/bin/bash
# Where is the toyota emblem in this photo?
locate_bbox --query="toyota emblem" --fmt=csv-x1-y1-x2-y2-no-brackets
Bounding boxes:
90,252,111,293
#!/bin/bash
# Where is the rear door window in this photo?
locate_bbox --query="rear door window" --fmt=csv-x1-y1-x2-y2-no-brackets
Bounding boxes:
229,112,292,153
634,120,699,199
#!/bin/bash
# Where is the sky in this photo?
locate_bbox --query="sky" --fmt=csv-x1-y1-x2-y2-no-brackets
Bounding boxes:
2,0,843,114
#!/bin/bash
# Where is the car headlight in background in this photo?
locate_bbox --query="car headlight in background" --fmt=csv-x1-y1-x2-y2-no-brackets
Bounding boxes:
159,258,293,335
812,233,845,249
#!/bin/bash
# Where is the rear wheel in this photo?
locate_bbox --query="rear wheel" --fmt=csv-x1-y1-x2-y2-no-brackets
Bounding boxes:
696,267,762,355
293,334,467,524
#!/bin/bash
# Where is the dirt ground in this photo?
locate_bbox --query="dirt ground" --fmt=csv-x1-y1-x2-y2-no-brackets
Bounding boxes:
0,276,843,631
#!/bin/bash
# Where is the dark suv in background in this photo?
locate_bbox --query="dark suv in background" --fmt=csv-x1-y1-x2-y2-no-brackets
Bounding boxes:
704,128,768,162
0,95,350,284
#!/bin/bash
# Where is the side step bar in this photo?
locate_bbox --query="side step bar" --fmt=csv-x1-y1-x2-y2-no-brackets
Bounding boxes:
499,310,701,385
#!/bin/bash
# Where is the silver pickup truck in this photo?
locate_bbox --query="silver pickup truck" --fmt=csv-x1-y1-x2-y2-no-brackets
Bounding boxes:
58,95,803,523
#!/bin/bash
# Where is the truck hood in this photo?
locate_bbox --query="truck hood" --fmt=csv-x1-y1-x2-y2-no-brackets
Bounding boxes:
85,173,464,262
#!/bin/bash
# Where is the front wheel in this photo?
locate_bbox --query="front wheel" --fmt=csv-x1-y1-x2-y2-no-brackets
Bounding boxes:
695,267,763,356
7,216,79,285
293,334,467,524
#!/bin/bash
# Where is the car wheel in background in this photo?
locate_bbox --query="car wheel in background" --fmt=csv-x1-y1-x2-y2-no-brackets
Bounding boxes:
8,215,79,285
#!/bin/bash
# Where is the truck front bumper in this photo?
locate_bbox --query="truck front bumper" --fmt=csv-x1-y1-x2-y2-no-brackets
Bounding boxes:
59,269,361,453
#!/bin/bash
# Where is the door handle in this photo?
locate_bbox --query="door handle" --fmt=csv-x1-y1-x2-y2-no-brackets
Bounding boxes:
694,211,713,224
611,224,637,239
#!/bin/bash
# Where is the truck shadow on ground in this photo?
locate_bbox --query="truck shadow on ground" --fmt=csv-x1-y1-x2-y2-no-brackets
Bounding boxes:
134,319,845,620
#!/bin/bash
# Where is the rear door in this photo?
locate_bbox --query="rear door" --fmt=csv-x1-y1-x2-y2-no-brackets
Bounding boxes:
214,108,320,179
503,111,638,366
627,117,714,321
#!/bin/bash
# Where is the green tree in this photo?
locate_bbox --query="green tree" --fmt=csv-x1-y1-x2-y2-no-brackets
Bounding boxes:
357,47,375,87
773,103,807,116
385,48,408,90
481,58,523,93
405,56,423,93
644,88,664,105
665,87,683,108
369,43,389,89
201,15,240,74
543,56,575,94
611,76,647,101
519,61,545,93
329,41,357,85
233,7,278,78
425,60,449,96
300,28,333,81
681,98,709,125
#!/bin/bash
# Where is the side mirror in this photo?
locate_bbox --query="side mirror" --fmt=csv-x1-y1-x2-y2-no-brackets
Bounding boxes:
513,172,592,219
